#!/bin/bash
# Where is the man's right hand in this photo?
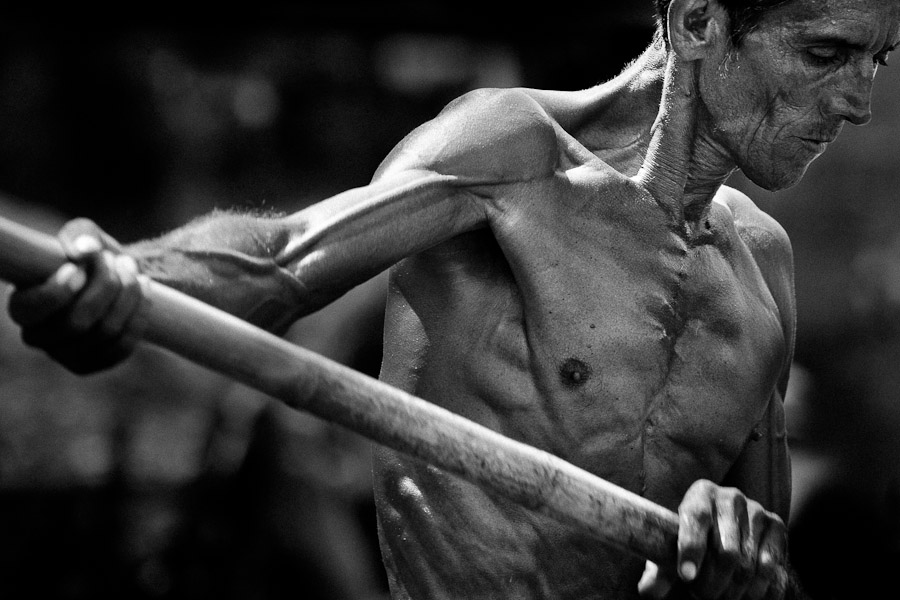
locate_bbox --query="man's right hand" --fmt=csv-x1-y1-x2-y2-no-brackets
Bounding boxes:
7,218,145,374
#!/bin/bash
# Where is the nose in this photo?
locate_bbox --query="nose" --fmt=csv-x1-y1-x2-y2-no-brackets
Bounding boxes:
825,61,875,126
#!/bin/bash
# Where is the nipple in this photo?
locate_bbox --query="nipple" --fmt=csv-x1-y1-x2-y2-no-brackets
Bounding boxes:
559,357,592,388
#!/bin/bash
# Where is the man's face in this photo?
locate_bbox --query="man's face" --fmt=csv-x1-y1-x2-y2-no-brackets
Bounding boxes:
697,0,900,190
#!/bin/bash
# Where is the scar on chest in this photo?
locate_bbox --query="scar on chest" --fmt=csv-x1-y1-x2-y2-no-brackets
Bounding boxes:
558,357,592,388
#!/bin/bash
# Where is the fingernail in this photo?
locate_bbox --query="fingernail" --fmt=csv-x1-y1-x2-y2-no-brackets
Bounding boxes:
680,561,697,581
74,235,101,255
54,263,77,285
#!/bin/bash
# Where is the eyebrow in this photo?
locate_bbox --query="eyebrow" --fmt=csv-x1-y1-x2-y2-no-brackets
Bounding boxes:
802,33,898,55
802,34,869,50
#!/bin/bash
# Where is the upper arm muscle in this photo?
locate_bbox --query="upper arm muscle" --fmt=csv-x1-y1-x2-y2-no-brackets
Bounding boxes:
725,187,797,398
720,187,797,519
277,88,563,308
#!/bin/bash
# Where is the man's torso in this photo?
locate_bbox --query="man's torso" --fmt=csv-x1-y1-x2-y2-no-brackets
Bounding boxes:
372,89,790,599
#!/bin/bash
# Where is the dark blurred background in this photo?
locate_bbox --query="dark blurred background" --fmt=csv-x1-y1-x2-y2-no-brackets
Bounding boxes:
0,4,898,599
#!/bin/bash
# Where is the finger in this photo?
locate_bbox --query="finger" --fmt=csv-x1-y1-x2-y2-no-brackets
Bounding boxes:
19,256,141,374
7,263,87,326
677,480,715,584
69,234,103,263
637,561,674,600
716,490,752,573
96,254,145,340
691,491,754,599
757,514,787,574
746,517,787,600
688,517,736,600
58,218,122,260
68,251,122,334
633,51,699,203
742,514,771,600
744,564,787,600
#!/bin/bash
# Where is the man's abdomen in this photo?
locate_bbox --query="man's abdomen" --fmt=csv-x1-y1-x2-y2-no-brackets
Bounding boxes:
372,447,646,600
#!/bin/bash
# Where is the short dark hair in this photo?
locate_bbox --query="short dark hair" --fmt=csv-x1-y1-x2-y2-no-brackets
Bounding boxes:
653,0,794,46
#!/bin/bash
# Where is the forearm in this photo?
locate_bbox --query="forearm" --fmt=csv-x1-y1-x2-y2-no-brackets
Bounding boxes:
127,210,313,333
124,171,487,333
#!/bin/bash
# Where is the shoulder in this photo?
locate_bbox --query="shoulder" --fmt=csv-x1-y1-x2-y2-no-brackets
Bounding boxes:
374,87,561,183
718,185,793,271
718,185,796,369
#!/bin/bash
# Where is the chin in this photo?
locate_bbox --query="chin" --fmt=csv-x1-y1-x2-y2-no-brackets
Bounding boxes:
741,158,815,192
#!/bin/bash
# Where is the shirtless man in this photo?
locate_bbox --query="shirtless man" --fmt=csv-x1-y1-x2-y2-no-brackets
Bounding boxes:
9,0,899,598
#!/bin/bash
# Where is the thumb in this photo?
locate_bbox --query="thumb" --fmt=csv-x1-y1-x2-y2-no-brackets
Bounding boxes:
637,561,675,600
58,218,123,261
633,51,699,205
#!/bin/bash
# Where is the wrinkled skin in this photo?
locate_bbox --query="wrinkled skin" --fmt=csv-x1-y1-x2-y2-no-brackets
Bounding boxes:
694,0,896,190
7,1,900,599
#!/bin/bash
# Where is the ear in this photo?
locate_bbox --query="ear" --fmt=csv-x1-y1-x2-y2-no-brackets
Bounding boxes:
667,0,728,60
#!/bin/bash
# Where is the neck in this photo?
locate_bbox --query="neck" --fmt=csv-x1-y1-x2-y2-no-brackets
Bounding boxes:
611,36,738,222
683,135,738,220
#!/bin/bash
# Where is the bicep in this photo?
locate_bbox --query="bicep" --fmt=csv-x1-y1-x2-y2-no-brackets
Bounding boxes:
280,87,564,292
276,168,491,307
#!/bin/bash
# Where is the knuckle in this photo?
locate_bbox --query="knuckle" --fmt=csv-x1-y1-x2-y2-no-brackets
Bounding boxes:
718,485,743,503
768,513,787,535
60,217,94,236
59,219,98,247
680,504,713,529
691,479,716,494
749,506,770,528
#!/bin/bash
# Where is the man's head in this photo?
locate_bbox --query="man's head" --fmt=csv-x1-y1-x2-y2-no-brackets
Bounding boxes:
662,0,900,190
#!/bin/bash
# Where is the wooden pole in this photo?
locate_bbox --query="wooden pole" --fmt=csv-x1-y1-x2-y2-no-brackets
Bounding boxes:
0,214,679,568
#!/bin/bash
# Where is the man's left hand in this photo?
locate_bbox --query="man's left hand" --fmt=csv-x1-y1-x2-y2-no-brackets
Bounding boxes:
638,478,788,599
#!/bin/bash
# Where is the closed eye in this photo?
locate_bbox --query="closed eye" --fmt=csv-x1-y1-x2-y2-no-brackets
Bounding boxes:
807,46,846,66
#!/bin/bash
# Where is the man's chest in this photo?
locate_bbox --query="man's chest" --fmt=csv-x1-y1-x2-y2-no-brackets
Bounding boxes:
475,189,787,473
